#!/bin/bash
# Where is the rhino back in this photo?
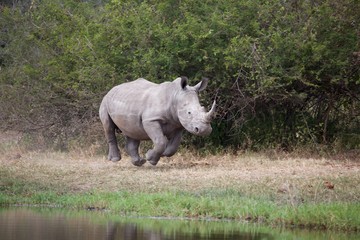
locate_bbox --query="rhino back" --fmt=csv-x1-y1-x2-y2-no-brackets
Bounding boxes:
104,79,179,139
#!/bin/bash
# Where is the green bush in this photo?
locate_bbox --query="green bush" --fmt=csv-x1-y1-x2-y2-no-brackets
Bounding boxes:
0,0,359,151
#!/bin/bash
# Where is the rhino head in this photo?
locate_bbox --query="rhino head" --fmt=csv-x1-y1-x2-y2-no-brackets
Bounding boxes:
176,77,216,136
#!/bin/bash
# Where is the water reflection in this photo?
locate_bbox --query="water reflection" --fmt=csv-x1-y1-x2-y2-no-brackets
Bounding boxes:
0,208,357,240
105,221,273,240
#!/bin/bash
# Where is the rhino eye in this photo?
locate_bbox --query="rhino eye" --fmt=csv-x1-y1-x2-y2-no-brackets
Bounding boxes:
188,111,191,115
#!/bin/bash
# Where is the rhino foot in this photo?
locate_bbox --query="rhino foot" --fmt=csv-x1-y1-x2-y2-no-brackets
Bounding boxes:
132,158,146,167
146,150,160,166
108,156,121,162
108,144,121,162
148,160,159,166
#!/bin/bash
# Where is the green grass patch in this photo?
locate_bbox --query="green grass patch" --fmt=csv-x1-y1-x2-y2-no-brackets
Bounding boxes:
1,187,359,231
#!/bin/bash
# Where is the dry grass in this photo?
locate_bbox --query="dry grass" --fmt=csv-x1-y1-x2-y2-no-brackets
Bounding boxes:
1,131,360,204
1,148,359,203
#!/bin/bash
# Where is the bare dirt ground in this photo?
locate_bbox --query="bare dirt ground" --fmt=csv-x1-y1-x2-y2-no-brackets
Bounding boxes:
1,131,360,202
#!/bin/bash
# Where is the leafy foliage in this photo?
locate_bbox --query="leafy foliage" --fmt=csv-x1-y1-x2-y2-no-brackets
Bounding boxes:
0,0,359,151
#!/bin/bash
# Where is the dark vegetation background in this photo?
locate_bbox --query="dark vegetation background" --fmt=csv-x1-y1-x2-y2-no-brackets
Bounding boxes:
0,0,359,153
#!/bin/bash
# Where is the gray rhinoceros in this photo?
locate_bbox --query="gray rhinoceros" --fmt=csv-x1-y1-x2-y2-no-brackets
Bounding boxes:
99,76,216,166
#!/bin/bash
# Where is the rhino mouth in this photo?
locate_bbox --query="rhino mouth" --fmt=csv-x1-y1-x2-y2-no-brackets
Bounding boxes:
196,127,212,136
187,123,212,136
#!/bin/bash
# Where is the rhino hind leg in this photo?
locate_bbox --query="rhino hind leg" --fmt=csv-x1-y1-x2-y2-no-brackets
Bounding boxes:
100,110,121,162
125,137,146,166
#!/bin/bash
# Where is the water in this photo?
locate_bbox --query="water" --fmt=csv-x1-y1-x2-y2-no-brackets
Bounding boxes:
0,208,358,240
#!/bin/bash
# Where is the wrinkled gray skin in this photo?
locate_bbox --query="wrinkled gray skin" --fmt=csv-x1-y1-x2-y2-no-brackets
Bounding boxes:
99,77,216,166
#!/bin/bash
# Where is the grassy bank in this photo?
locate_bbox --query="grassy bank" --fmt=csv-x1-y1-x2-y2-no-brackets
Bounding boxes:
1,145,360,232
1,188,360,231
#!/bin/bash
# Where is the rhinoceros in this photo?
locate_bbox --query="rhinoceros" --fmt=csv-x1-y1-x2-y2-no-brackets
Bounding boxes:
99,76,216,166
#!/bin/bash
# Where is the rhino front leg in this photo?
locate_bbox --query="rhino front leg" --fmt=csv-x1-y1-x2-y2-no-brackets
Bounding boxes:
143,121,168,166
162,130,183,157
125,136,146,167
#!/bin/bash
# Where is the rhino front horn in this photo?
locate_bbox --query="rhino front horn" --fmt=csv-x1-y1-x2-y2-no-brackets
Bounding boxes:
206,100,216,122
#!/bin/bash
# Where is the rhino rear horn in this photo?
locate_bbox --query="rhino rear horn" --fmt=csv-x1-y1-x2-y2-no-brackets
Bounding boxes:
205,100,216,122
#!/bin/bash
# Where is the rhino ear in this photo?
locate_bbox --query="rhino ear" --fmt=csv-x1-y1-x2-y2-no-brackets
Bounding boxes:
194,77,209,92
180,76,188,89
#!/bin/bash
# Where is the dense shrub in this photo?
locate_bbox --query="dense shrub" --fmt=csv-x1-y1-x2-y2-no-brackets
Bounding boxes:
0,0,359,151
